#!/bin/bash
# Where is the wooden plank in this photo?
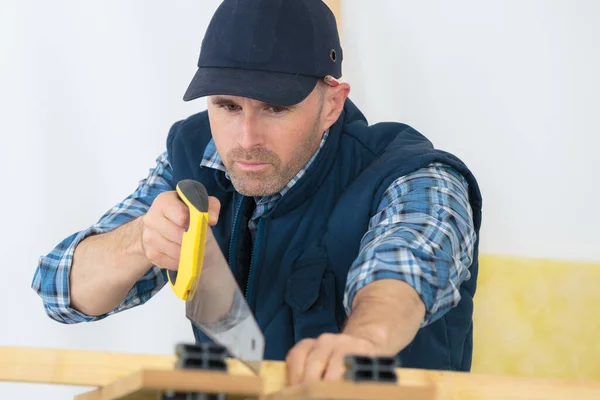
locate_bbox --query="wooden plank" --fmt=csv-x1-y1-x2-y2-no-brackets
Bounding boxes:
0,346,175,387
262,380,436,400
3,347,600,400
421,369,600,400
73,369,262,400
0,346,284,393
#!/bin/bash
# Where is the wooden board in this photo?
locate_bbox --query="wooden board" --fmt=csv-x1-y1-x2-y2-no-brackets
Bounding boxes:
72,369,261,400
0,346,175,387
3,346,600,400
0,346,288,394
423,369,600,400
262,380,436,400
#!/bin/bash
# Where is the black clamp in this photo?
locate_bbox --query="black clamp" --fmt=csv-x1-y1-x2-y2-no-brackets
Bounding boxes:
174,343,228,372
343,354,399,384
162,343,229,400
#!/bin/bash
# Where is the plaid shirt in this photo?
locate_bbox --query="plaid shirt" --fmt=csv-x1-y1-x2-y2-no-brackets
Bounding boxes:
31,130,475,328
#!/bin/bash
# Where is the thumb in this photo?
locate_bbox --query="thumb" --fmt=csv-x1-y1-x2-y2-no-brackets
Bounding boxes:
208,196,221,226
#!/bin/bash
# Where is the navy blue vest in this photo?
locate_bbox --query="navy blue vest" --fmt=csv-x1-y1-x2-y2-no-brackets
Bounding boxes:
166,98,483,371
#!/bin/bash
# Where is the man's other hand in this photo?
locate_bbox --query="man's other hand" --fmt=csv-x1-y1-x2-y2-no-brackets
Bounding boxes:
285,333,383,385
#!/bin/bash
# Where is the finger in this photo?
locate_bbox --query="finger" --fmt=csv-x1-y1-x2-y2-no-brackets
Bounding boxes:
161,193,190,228
156,251,179,271
285,339,315,386
322,350,348,381
153,214,186,245
145,245,179,271
156,234,182,261
143,229,182,266
301,341,335,384
208,196,221,226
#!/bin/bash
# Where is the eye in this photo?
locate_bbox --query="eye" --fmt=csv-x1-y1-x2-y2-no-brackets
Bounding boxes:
226,104,240,111
268,105,289,114
218,103,240,112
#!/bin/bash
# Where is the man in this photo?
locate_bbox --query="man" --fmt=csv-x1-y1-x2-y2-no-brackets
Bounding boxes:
32,0,482,385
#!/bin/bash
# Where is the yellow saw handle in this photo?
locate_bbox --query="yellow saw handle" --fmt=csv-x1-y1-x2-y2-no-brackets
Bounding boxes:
167,179,209,300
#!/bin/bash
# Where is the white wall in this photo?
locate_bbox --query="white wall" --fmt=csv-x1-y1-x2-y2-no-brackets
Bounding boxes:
341,0,600,262
0,1,219,398
1,1,599,399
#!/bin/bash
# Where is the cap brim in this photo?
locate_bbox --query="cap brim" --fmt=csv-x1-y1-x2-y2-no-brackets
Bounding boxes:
183,67,318,106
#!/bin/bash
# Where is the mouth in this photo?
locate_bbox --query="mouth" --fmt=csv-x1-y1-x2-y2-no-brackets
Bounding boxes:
233,161,271,172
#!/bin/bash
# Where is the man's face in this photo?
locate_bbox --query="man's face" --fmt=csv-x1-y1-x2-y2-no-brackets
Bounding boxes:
207,83,327,197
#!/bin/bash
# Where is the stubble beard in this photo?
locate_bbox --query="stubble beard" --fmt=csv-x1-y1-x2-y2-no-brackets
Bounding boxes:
226,123,324,197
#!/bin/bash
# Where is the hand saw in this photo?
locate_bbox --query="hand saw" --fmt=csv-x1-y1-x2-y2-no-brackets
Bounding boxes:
162,179,264,375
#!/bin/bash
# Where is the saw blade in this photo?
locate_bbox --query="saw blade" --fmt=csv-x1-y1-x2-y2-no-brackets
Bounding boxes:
166,179,265,375
185,224,265,375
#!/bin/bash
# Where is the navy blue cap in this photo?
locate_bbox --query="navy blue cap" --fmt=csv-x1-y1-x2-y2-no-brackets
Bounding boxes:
183,0,343,106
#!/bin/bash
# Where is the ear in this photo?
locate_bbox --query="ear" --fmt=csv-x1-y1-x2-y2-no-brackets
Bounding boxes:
321,81,351,128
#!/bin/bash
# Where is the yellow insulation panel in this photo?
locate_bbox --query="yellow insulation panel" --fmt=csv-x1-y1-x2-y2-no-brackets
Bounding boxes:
472,255,600,380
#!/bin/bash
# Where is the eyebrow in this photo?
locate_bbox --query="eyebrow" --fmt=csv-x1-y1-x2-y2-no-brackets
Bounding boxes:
210,96,239,106
210,95,297,110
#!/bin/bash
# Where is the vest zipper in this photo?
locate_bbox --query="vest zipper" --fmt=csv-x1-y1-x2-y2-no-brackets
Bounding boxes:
228,196,245,286
245,219,262,309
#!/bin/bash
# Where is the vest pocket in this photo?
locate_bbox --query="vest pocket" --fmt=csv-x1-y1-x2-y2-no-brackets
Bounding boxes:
284,254,340,343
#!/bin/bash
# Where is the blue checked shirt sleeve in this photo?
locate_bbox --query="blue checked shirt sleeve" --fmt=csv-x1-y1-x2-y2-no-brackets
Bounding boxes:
31,151,174,324
343,162,476,327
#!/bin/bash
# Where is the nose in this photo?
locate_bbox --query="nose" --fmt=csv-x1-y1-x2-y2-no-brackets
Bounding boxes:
236,113,263,150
